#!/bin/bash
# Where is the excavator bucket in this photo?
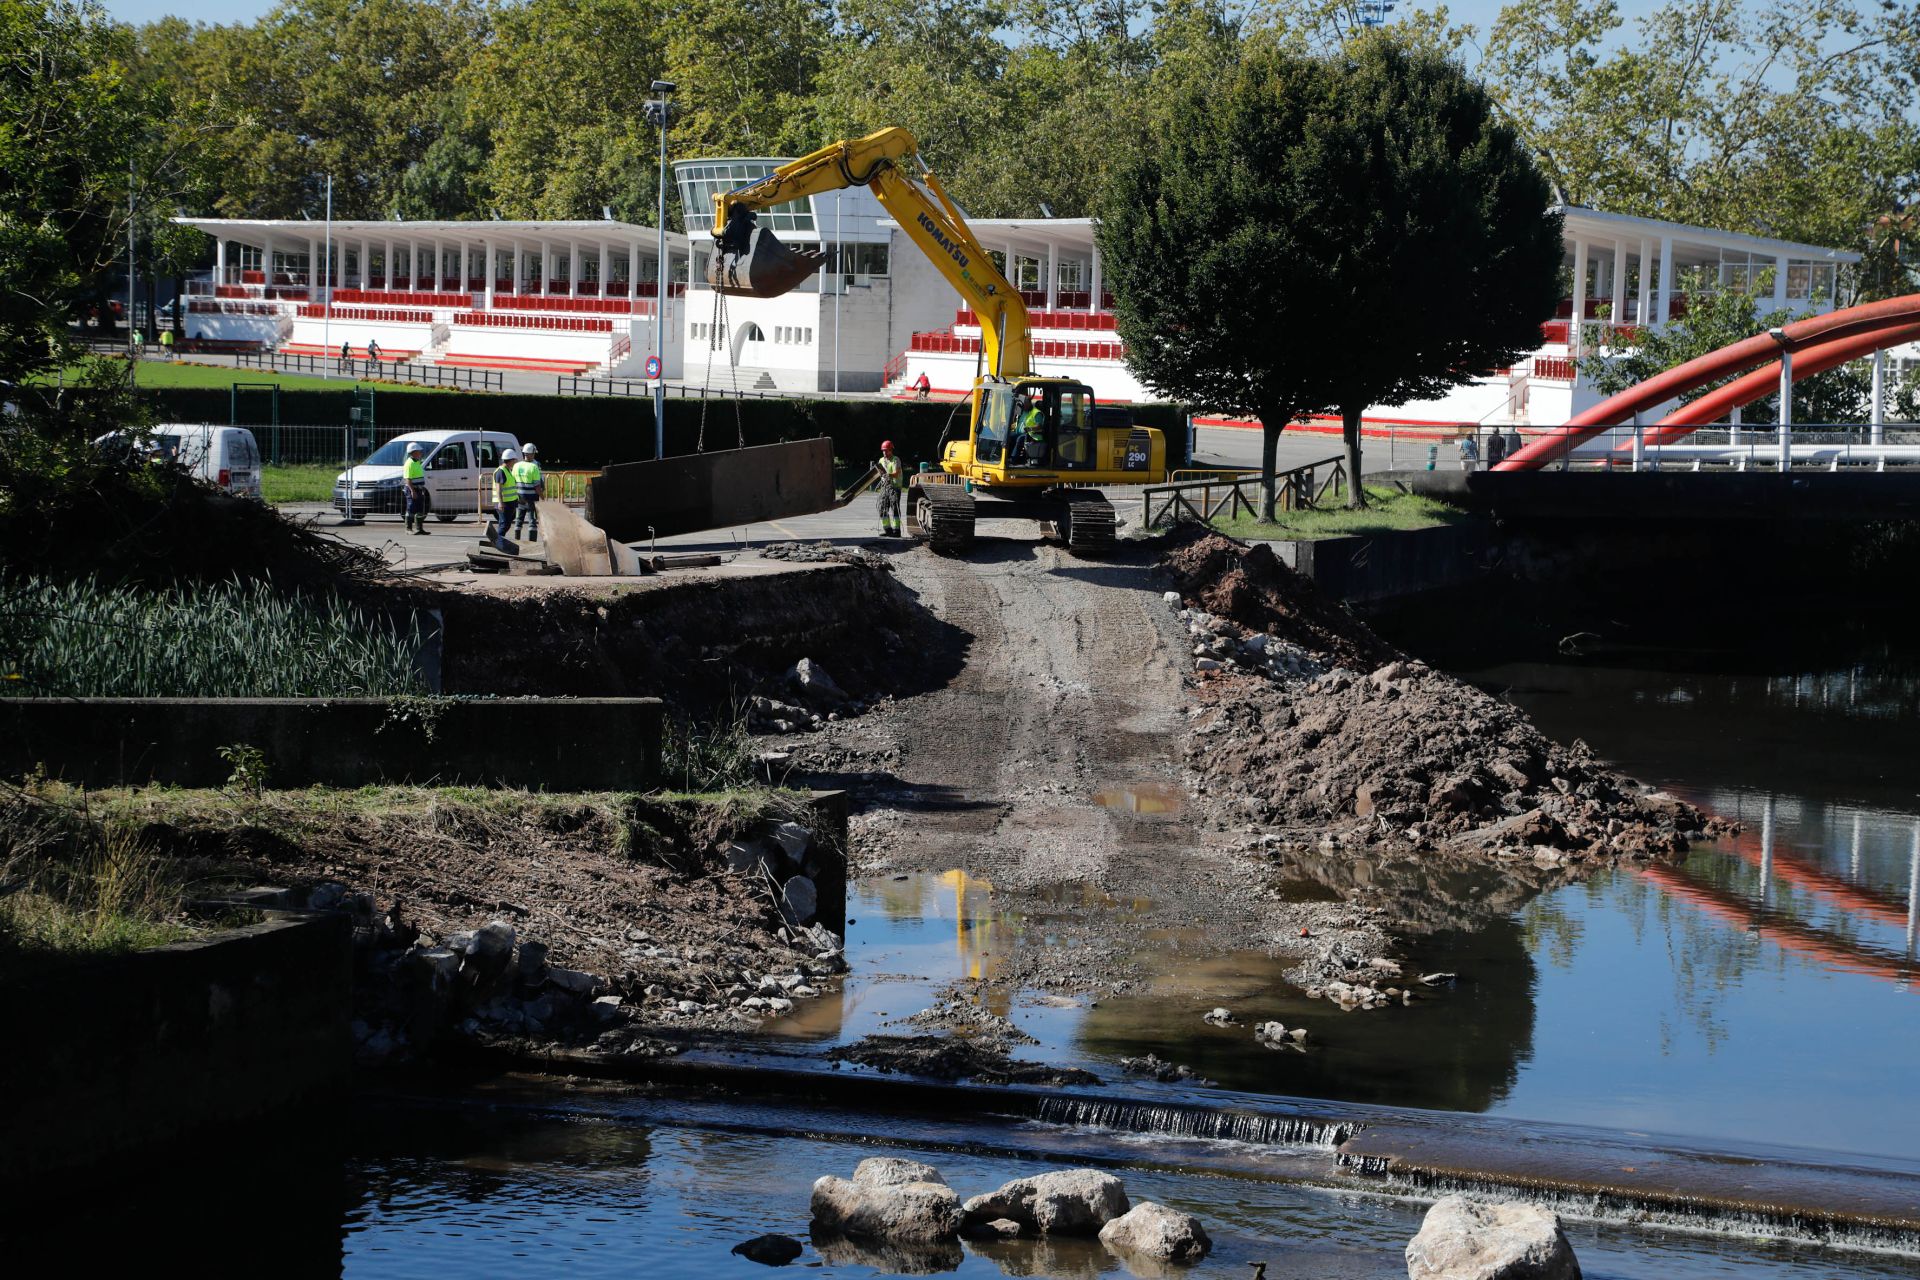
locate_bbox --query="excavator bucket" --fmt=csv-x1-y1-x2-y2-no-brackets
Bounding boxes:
707,209,826,298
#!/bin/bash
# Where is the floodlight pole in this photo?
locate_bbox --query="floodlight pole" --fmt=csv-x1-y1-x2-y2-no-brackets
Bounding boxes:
648,81,677,460
322,174,333,379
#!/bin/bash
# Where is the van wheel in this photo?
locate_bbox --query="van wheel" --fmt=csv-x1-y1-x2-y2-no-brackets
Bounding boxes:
435,513,458,523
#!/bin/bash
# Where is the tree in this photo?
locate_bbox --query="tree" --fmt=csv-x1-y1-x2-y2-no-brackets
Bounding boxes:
1098,37,1562,514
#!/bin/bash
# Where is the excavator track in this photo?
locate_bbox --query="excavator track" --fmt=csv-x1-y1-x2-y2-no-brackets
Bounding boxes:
1061,492,1118,555
911,484,976,553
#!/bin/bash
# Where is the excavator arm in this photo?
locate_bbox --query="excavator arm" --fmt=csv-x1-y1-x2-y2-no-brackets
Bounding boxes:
708,127,1032,379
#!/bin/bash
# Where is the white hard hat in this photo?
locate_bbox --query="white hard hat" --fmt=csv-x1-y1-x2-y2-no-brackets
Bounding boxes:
522,442,538,456
406,442,424,454
502,448,520,460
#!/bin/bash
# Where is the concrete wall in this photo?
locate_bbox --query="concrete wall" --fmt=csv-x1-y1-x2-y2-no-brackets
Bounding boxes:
0,913,352,1198
0,696,663,790
1270,524,1498,607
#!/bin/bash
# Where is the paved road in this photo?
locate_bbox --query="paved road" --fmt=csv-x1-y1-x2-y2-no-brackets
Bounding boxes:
289,422,1457,566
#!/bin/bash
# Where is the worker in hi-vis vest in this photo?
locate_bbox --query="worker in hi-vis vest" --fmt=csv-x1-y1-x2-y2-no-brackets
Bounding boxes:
875,440,904,537
402,442,431,535
511,443,544,542
490,448,520,550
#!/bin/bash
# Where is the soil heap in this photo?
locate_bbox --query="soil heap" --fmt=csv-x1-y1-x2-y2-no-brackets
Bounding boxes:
1162,532,1731,865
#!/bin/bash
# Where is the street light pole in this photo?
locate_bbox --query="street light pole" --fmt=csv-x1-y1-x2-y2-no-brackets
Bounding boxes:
646,80,677,460
322,174,333,378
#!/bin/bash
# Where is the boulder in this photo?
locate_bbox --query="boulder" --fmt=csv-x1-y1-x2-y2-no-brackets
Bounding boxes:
1098,1201,1212,1263
962,1169,1129,1236
810,1174,963,1243
780,875,819,926
852,1157,948,1188
789,657,846,707
731,1234,803,1266
546,966,602,997
1405,1197,1581,1280
513,940,549,987
771,821,814,865
456,921,516,989
727,840,777,876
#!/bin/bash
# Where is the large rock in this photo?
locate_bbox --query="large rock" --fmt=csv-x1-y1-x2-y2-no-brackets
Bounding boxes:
852,1156,948,1188
780,875,819,926
1098,1201,1211,1263
962,1169,1129,1236
1405,1197,1581,1280
771,821,814,866
789,657,846,707
810,1173,963,1243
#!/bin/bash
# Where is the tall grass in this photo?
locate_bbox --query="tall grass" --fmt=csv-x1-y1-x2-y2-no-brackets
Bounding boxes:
0,575,425,698
0,787,194,967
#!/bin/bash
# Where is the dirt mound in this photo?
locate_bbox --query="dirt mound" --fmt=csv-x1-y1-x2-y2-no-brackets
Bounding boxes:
1161,527,1393,672
1165,533,1729,864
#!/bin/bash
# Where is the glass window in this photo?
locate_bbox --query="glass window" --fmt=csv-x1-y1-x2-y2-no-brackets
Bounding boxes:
1055,388,1095,469
976,385,1014,465
474,439,500,468
429,441,468,470
1786,263,1813,300
675,161,816,237
366,437,434,466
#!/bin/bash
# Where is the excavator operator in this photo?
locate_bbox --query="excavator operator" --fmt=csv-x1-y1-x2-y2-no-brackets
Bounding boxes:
1015,392,1049,466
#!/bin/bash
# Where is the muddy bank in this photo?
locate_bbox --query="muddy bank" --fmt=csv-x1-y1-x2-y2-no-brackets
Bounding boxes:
1162,532,1733,867
65,785,849,1063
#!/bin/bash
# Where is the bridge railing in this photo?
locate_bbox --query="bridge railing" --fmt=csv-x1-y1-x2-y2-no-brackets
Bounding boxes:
1498,424,1920,473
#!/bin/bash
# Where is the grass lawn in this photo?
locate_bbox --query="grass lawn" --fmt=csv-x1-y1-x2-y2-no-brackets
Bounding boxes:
1206,484,1469,541
261,463,342,504
44,356,443,394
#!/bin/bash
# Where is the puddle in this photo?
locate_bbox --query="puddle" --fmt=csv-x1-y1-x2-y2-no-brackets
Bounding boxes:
1091,782,1184,814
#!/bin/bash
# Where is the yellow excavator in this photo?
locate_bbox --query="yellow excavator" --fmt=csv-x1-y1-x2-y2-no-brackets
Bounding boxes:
708,127,1168,553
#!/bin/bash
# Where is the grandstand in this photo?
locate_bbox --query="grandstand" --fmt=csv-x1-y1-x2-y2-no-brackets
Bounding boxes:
172,218,689,378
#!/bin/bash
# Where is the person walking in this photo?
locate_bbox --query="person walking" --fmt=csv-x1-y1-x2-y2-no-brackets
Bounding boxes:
511,443,543,542
1457,432,1480,472
1485,430,1507,467
402,442,431,535
489,448,520,551
159,327,175,359
875,439,904,537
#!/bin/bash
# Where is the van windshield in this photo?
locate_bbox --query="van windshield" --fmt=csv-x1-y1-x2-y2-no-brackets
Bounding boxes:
365,438,436,466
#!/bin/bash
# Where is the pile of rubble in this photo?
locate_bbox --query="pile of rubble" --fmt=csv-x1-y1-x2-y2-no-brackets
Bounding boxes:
1162,533,1732,866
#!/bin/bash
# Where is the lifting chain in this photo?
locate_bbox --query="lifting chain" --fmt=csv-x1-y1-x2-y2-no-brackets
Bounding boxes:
696,285,746,453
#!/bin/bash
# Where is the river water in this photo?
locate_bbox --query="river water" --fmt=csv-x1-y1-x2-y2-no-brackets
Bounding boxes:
770,652,1920,1162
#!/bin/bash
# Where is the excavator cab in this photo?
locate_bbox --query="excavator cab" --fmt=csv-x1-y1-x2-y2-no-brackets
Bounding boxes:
707,207,826,298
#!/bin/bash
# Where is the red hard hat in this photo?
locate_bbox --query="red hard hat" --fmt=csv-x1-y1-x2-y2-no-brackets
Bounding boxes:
881,440,894,450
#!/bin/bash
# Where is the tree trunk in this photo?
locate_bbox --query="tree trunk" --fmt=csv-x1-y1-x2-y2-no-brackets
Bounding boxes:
143,273,160,342
171,273,186,339
1342,405,1366,509
1259,416,1281,522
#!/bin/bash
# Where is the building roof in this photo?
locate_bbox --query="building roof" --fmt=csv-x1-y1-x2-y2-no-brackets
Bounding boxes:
173,217,689,253
1558,206,1859,263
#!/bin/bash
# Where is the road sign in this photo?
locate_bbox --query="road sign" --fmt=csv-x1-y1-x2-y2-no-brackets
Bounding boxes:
645,355,662,381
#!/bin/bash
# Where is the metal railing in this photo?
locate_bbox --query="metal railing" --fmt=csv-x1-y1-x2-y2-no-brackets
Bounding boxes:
1511,423,1920,473
554,375,798,401
237,350,502,391
1143,455,1347,527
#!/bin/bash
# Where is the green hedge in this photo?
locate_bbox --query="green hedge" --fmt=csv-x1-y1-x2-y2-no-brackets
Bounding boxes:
144,388,1193,470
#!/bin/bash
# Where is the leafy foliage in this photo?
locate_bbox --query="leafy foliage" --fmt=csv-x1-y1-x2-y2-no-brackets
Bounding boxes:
1099,36,1561,511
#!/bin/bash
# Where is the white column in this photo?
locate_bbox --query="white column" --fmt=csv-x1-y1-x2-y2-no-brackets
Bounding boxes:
1570,236,1588,357
540,240,551,293
1871,348,1887,445
482,243,494,307
1610,240,1627,331
1773,254,1789,312
262,234,275,288
514,243,525,295
459,242,470,296
599,242,610,299
1090,244,1103,311
307,238,319,289
1637,238,1652,325
1730,402,1742,447
632,238,645,310
1778,345,1793,471
385,238,395,291
569,243,581,296
1656,236,1674,327
1045,241,1059,310
215,238,228,285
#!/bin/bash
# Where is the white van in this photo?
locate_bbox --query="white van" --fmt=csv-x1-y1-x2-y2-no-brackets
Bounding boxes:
332,429,522,518
98,424,263,499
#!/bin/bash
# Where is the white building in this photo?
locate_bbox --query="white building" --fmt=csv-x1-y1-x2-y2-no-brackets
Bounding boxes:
172,217,691,378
